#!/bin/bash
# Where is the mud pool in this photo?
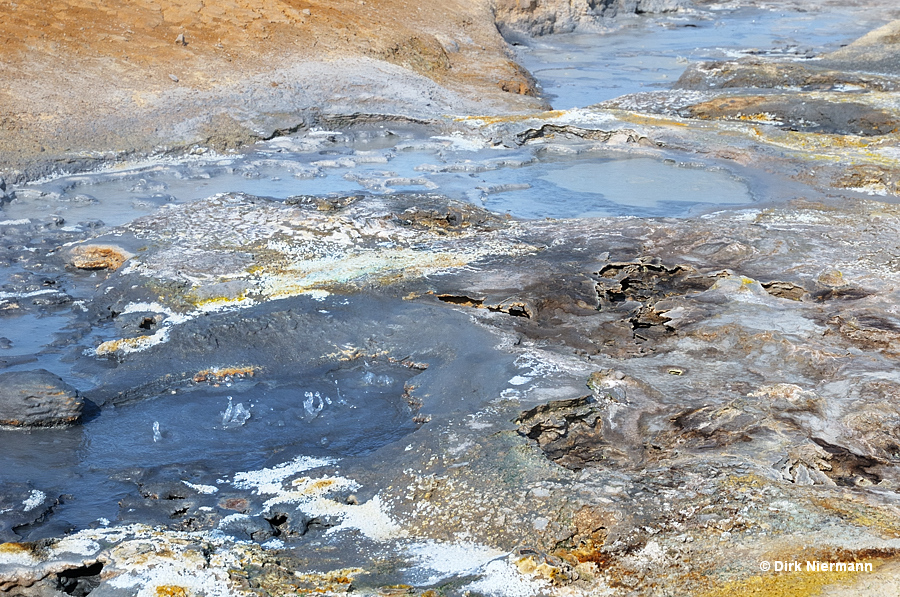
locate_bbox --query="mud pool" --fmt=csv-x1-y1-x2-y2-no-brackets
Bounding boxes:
516,4,893,108
1,357,418,535
5,2,900,596
4,130,759,224
0,289,519,543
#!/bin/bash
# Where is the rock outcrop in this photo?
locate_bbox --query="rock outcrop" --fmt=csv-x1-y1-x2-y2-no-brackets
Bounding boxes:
0,370,83,427
493,0,686,38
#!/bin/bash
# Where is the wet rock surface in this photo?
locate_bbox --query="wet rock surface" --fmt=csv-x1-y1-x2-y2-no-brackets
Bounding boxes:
0,370,83,428
494,0,687,37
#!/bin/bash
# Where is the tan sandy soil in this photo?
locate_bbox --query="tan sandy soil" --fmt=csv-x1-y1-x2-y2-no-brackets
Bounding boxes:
0,0,546,179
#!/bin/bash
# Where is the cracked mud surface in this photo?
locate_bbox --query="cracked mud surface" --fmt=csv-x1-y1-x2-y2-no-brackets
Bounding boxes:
7,1,900,596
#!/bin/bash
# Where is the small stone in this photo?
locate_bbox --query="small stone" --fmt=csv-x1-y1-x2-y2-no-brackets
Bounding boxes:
169,73,179,82
218,497,250,511
68,244,133,270
818,269,846,287
263,507,309,536
175,33,186,46
792,464,813,486
11,188,58,201
78,219,106,230
302,8,311,15
808,467,836,487
0,370,83,427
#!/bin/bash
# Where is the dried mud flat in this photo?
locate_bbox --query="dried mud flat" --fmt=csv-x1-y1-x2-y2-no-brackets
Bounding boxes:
0,0,545,181
7,1,900,596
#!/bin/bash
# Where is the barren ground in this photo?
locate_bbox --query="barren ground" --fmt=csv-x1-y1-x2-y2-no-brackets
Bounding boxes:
0,0,544,179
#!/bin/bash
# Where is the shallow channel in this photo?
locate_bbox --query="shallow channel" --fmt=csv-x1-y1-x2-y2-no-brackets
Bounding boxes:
515,4,894,108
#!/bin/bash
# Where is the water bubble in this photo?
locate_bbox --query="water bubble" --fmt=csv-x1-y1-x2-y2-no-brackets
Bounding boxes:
303,391,325,418
221,396,251,428
361,372,395,386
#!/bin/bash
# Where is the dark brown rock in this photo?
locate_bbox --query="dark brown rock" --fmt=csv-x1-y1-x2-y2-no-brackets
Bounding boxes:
0,370,83,427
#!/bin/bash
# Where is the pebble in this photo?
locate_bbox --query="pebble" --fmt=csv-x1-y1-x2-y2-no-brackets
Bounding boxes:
68,244,133,270
169,74,179,82
817,269,846,287
175,33,186,46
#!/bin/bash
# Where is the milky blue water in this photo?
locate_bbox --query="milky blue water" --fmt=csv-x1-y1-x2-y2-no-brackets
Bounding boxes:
516,5,893,108
5,136,757,224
